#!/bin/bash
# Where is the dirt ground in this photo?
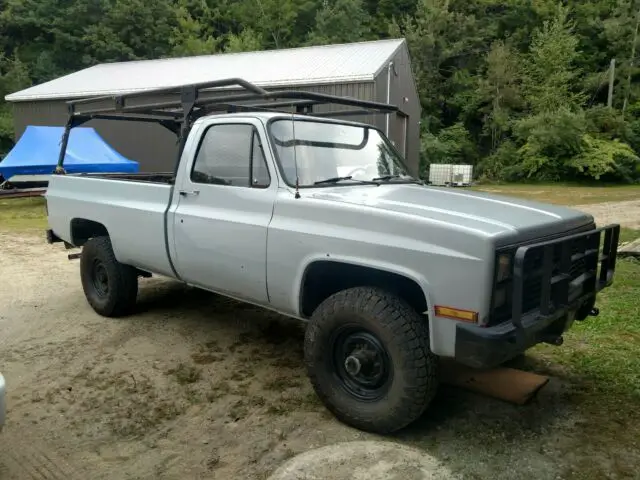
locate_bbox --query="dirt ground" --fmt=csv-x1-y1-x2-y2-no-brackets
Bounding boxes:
577,199,640,229
0,200,639,479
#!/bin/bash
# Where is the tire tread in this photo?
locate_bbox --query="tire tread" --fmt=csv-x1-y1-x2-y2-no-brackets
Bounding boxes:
304,286,439,434
80,236,138,317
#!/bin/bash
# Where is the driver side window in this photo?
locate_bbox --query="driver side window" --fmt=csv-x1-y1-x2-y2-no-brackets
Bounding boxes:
191,124,271,188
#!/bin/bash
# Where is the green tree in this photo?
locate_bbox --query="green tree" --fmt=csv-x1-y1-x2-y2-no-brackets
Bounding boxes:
600,0,640,112
306,0,371,46
170,1,220,56
80,0,176,62
478,40,523,152
1,0,640,183
225,28,264,53
239,0,299,49
393,0,480,129
421,122,477,171
369,0,417,37
521,5,586,114
0,54,30,154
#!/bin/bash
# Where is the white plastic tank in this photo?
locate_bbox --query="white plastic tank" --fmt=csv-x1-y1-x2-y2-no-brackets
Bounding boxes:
428,164,473,186
428,164,453,186
451,165,473,186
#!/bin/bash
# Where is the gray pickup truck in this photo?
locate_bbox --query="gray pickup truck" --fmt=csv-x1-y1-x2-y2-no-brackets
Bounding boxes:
45,79,620,434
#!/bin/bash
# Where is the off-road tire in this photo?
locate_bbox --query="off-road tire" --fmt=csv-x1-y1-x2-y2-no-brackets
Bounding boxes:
80,236,138,317
304,286,439,434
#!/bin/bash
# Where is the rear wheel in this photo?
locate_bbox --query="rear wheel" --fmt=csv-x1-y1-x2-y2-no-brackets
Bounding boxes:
80,236,138,317
304,287,439,434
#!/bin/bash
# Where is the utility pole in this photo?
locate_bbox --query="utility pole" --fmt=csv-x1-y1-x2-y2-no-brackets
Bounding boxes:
608,58,616,108
623,9,640,114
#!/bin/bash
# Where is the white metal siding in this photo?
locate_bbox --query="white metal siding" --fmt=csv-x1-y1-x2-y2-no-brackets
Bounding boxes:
6,39,405,102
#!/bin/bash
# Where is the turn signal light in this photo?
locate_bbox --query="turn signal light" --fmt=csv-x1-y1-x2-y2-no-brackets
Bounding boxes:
434,305,478,323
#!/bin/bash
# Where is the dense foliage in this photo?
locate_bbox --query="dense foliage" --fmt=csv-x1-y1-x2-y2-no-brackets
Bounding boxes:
1,0,640,182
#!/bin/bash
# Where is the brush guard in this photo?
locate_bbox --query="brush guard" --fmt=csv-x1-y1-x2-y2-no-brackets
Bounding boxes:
455,224,620,369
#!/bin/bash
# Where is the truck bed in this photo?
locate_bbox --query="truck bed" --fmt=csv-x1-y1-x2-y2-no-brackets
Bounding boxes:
45,174,176,277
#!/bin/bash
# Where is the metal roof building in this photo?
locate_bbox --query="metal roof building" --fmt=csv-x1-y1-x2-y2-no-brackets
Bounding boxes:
6,38,421,174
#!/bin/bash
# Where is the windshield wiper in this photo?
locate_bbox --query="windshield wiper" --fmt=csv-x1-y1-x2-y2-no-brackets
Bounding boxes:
372,174,400,181
314,176,353,185
372,174,424,185
313,176,379,186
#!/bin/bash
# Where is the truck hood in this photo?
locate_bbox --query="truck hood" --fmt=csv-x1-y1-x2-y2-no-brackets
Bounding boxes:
307,184,594,245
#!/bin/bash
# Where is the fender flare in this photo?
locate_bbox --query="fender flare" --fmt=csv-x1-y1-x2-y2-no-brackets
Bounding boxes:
293,252,434,318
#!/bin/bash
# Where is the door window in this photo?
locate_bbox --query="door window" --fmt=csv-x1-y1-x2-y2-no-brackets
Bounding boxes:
191,124,271,188
251,130,271,188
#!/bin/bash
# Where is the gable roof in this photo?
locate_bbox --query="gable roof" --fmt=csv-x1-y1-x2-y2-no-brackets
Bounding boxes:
5,39,406,102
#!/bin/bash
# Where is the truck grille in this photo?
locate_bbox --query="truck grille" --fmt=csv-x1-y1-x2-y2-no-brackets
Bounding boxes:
490,227,594,326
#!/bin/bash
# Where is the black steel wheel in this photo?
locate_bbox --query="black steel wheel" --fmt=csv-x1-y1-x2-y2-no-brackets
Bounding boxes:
80,236,138,317
330,326,392,401
304,287,439,434
91,259,110,297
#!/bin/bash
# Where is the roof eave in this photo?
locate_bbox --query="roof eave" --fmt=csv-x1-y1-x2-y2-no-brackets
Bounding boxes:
372,38,406,78
5,74,377,103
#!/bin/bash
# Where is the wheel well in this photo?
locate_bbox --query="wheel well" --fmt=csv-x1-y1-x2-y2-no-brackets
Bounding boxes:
70,218,108,246
300,261,428,317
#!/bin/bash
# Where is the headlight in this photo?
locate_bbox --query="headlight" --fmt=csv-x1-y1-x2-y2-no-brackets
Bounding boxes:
496,253,512,283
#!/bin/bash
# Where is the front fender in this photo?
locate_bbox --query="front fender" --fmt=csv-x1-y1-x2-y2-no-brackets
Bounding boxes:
292,252,435,327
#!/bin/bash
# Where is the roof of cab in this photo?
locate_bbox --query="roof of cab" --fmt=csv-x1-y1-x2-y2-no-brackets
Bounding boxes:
197,111,374,129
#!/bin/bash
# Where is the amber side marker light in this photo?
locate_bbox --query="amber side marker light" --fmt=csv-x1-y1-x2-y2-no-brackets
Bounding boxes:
434,306,478,323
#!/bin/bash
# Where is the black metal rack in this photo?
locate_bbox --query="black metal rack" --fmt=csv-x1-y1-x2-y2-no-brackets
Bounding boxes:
55,78,399,173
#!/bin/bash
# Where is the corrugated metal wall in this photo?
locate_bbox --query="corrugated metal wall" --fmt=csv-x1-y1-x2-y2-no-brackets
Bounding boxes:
12,100,179,172
374,45,421,176
12,68,420,174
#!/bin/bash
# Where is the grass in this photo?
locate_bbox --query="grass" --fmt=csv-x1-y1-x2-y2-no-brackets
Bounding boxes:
619,227,640,246
532,256,640,405
0,197,47,231
472,183,640,205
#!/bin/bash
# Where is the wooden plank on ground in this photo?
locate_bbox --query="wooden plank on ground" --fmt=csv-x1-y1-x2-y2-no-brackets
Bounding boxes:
619,238,640,258
440,360,550,405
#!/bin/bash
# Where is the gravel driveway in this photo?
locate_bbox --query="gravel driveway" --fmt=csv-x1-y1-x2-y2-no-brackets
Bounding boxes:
577,199,640,229
0,199,638,479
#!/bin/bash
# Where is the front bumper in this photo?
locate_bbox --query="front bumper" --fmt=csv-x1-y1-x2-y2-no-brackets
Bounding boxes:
0,373,5,431
455,223,620,369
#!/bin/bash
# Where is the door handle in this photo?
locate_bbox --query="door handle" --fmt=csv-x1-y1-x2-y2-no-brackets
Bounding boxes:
179,190,200,196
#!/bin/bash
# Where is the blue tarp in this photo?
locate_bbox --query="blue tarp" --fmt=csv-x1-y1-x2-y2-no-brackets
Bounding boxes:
0,125,139,179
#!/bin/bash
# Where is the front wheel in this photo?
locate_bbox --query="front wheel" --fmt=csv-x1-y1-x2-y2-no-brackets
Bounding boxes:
80,236,138,317
304,287,439,434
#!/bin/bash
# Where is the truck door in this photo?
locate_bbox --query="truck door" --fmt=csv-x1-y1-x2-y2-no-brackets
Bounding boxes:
171,119,276,304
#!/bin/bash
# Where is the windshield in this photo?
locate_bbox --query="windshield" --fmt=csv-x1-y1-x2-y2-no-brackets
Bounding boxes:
268,119,415,186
